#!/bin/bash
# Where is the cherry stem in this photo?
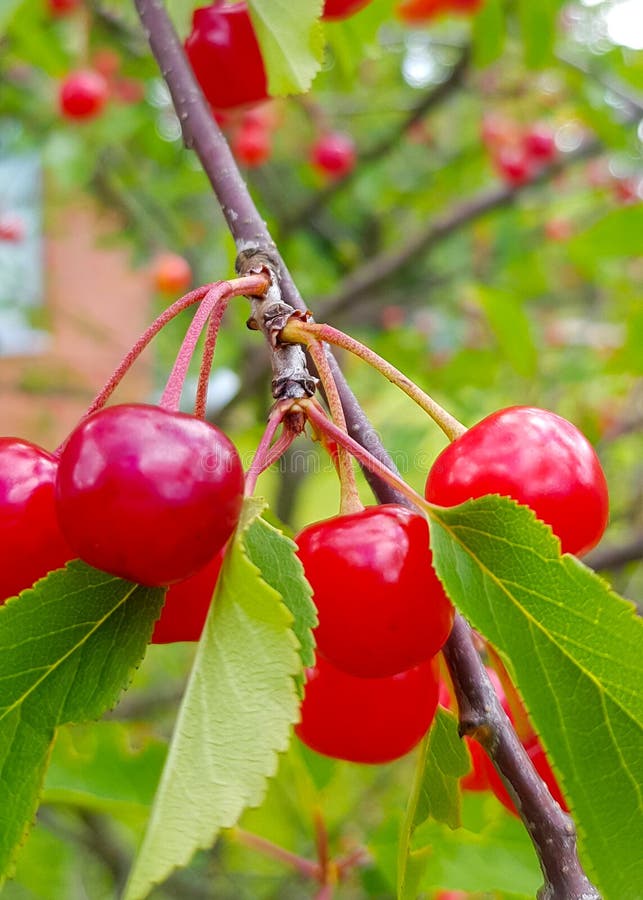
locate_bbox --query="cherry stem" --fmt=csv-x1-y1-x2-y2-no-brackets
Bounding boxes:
194,308,221,418
160,276,269,412
82,284,212,423
244,401,294,497
305,340,362,515
284,319,466,441
229,828,319,880
303,399,429,515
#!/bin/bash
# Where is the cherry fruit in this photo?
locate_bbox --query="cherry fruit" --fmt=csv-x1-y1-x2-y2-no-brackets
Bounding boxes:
48,0,81,15
493,147,532,186
152,548,224,643
151,252,192,295
523,124,556,164
232,121,271,167
296,505,454,679
0,213,26,243
59,69,109,120
0,439,74,604
322,0,373,19
296,655,440,764
425,406,609,557
185,2,268,111
55,404,244,586
310,132,356,179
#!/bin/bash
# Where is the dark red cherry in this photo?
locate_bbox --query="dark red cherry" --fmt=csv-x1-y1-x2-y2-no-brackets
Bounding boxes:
55,404,244,586
296,655,440,764
0,438,74,603
296,505,454,679
425,407,609,557
152,549,224,643
185,2,268,110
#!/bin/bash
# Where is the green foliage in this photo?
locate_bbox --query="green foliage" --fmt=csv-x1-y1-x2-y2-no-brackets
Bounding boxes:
124,498,306,900
0,563,164,884
398,708,470,899
428,495,643,900
249,0,325,96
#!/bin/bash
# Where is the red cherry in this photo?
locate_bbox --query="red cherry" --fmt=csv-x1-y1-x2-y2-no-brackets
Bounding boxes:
484,735,569,815
0,213,26,243
48,0,81,15
152,548,224,643
296,655,440,764
425,407,609,557
232,122,271,167
544,218,573,242
322,0,372,20
523,124,556,163
151,252,192,294
310,132,356,179
435,892,469,900
296,505,454,679
493,147,533,186
59,69,109,120
55,404,244,586
0,439,74,604
185,2,268,111
92,48,121,79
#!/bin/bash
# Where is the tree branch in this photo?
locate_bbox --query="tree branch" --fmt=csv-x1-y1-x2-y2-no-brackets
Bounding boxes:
134,0,407,508
585,535,643,571
133,3,601,898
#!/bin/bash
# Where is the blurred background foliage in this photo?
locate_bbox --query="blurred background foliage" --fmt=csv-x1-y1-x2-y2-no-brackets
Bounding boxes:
0,0,641,897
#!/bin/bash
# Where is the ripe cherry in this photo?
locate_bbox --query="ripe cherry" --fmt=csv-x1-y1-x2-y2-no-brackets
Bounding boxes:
55,404,244,586
151,252,192,295
310,132,356,179
484,735,569,815
48,0,81,15
493,147,533,186
232,121,271,167
185,2,268,111
0,439,74,604
59,70,109,121
425,407,609,557
322,0,372,20
152,548,224,643
296,655,440,764
296,505,454,679
523,124,556,163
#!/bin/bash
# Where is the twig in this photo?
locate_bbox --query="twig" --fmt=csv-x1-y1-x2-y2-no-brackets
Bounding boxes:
585,535,643,571
134,0,408,508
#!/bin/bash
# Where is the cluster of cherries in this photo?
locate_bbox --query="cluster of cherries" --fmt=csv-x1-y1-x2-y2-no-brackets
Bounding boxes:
481,115,558,187
1,390,608,800
185,1,359,178
0,403,244,642
295,406,609,768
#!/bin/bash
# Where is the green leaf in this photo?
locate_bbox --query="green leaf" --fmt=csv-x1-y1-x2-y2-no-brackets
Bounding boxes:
397,709,470,900
568,206,643,275
43,721,167,823
517,0,559,68
0,562,165,884
244,514,317,685
124,497,302,900
248,0,325,97
473,286,538,377
413,792,541,896
427,495,643,900
472,0,505,67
